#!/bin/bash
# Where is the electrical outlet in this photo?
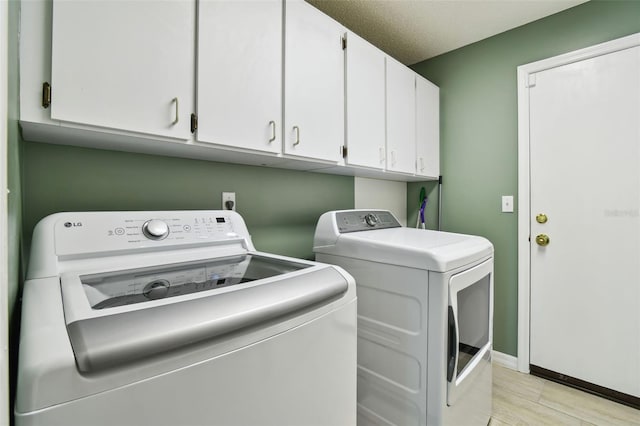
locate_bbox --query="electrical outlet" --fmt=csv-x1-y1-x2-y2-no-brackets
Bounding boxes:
222,192,236,211
502,195,514,213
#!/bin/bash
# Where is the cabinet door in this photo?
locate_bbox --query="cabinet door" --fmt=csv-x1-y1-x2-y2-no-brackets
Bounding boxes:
50,0,194,140
197,0,282,154
386,58,416,174
284,0,344,162
345,32,386,169
416,76,440,178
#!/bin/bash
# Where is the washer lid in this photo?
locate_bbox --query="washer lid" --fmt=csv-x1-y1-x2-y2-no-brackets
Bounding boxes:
314,227,493,272
78,254,309,310
61,255,349,373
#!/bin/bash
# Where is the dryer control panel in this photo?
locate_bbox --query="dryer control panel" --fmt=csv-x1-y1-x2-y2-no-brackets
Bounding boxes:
335,210,401,233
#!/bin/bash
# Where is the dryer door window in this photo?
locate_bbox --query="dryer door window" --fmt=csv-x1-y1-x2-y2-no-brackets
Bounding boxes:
447,258,493,407
454,274,490,375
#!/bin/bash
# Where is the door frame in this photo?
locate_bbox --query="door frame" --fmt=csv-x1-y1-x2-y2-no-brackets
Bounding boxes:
1,0,9,422
516,32,640,373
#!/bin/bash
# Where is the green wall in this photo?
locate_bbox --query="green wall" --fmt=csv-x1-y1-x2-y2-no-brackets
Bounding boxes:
22,142,354,261
412,0,640,356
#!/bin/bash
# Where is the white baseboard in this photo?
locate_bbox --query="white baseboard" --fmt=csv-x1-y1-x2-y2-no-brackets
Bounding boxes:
492,350,518,370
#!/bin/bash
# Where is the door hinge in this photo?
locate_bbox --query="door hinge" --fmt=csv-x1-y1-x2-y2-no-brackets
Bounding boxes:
527,73,537,88
190,113,198,133
341,145,348,158
42,82,51,108
341,34,347,50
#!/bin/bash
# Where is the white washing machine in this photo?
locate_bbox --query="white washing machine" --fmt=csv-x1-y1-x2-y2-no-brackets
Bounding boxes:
15,210,357,426
314,210,494,426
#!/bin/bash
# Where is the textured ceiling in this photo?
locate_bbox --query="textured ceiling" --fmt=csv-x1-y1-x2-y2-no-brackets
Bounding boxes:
306,0,588,65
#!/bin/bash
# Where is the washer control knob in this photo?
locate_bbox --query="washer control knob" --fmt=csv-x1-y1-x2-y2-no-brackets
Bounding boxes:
142,219,169,240
143,279,170,300
364,213,379,227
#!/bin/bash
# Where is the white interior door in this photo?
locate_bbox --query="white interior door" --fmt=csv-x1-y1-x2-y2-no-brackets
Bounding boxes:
529,45,640,398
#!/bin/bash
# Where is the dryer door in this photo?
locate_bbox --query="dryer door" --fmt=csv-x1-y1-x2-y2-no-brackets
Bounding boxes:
447,258,493,406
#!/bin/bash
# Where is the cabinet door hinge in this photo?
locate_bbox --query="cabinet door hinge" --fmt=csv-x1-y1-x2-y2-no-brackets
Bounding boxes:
190,113,198,133
42,82,51,109
341,34,347,50
341,145,348,158
527,73,537,88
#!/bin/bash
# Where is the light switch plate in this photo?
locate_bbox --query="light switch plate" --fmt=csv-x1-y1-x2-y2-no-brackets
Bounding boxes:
502,195,514,213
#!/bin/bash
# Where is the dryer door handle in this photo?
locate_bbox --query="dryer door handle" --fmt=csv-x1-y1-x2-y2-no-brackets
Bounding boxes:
447,305,458,382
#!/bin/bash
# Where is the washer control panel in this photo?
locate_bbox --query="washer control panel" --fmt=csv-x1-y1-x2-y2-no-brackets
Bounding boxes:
335,210,401,233
53,211,250,257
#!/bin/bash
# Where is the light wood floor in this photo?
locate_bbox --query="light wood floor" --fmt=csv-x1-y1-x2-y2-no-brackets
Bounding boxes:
491,364,640,425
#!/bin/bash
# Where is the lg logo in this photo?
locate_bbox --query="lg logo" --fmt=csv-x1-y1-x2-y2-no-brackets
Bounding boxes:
64,222,83,228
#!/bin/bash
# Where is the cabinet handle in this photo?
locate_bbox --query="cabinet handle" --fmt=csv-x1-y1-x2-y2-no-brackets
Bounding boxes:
379,147,385,164
269,121,276,143
391,150,396,166
172,97,179,125
293,126,300,146
420,157,425,172
42,82,51,109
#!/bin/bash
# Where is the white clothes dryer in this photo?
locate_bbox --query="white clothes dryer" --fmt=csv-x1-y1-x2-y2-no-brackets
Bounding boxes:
15,210,357,426
314,209,494,426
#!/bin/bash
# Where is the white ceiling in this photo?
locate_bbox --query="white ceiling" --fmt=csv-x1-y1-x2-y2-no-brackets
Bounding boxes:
306,0,588,65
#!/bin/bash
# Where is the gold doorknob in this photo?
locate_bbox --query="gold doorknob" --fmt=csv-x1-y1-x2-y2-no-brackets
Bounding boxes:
536,214,548,224
536,234,550,246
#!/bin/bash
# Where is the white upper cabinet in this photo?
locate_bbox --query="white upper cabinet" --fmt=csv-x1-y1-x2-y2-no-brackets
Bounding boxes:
284,0,344,163
197,0,282,154
50,0,195,140
416,75,440,178
344,32,386,170
21,0,438,180
386,57,417,174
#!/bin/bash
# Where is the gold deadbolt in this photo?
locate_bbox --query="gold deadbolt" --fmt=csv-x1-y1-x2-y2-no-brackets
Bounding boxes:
536,214,548,224
535,234,550,246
